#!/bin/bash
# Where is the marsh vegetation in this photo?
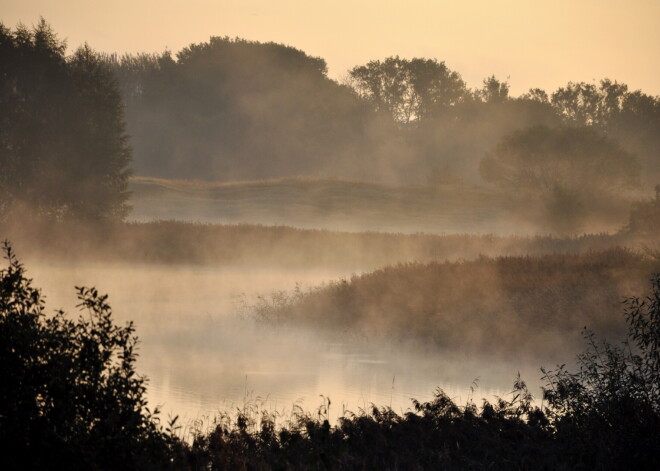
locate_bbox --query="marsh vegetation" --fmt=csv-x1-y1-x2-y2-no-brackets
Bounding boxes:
2,246,659,469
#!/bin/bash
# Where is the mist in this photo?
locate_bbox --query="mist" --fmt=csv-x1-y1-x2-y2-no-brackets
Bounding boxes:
1,18,660,468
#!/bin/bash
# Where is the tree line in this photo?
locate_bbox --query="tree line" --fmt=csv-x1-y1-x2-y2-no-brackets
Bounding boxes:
1,20,658,223
108,46,659,188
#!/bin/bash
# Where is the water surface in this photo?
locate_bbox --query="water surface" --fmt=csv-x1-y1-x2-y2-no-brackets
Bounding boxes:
27,261,545,426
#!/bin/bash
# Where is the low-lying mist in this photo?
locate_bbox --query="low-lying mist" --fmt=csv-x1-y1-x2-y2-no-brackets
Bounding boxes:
3,217,654,272
24,259,533,425
245,249,660,361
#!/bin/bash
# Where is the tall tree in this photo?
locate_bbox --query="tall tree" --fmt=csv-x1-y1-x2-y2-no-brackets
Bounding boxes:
0,20,131,221
478,75,510,103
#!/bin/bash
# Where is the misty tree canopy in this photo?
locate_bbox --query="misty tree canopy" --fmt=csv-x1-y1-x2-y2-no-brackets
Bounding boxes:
107,37,388,181
0,20,132,221
347,56,469,124
550,79,660,185
480,125,639,194
104,32,660,188
8,21,652,190
480,125,641,232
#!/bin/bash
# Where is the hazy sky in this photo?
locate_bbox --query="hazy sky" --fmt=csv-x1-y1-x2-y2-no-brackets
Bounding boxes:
2,0,659,96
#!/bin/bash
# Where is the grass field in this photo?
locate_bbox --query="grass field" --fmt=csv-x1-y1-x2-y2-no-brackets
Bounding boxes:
129,175,637,235
128,176,539,234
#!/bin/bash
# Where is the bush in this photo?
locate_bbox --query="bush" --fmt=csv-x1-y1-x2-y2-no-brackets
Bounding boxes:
184,275,660,470
542,273,660,468
0,241,177,470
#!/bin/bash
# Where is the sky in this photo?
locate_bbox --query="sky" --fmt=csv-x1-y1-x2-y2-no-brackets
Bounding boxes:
2,0,659,96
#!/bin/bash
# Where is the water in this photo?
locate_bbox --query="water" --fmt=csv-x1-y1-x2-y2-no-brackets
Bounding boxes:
26,260,544,427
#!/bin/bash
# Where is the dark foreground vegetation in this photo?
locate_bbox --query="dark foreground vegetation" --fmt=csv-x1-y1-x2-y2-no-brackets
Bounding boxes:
1,242,659,469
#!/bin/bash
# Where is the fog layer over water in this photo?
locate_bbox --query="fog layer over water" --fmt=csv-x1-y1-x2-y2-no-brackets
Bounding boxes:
26,260,543,424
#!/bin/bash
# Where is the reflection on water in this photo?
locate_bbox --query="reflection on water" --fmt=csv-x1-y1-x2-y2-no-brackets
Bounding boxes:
27,261,544,425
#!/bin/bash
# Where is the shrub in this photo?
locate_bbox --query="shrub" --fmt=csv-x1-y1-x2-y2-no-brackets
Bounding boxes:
542,273,660,468
0,241,177,470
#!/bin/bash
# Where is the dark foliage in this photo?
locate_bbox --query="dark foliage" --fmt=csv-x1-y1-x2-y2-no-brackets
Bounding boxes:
182,382,556,471
0,241,178,470
541,273,660,468
0,20,131,221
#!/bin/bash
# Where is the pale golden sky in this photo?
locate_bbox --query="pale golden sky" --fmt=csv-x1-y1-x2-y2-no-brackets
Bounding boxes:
2,0,659,96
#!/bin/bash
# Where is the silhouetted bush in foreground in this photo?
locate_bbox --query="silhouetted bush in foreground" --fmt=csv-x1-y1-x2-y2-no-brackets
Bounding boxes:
0,241,180,470
1,241,658,469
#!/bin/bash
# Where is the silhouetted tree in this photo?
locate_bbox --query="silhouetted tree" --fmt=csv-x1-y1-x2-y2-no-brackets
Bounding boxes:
0,20,131,221
521,88,550,103
411,91,561,184
481,125,639,193
478,75,510,104
347,56,468,124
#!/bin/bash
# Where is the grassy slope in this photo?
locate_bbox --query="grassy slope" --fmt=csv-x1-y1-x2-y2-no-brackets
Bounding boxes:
129,175,635,235
129,176,526,234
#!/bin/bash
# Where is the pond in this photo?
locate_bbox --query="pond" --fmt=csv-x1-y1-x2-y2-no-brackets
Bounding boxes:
27,261,545,428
